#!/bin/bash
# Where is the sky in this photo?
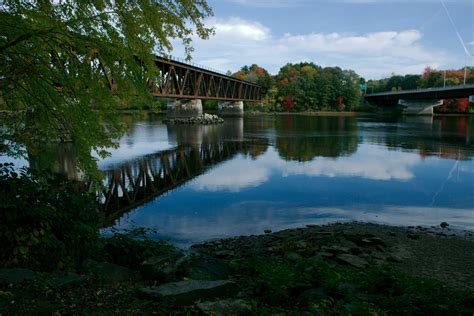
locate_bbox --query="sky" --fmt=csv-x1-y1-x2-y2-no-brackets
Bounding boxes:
171,0,474,79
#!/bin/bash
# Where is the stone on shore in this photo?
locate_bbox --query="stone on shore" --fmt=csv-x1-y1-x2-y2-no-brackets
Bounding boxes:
81,260,140,283
336,254,369,268
197,299,251,315
47,272,86,288
140,252,186,281
139,280,239,305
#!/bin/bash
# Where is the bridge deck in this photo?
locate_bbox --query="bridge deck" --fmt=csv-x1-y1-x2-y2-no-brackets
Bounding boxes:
365,84,474,102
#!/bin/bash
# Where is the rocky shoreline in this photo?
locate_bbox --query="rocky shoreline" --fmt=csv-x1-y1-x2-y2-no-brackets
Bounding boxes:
1,222,473,314
163,113,224,125
192,222,474,290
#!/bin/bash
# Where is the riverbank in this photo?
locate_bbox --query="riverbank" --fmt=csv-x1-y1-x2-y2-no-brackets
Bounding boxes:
244,110,378,117
1,222,473,315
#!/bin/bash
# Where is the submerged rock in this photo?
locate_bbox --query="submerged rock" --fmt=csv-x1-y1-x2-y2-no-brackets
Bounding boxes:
140,280,239,305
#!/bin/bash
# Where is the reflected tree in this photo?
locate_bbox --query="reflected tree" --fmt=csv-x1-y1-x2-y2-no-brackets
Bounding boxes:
275,116,359,161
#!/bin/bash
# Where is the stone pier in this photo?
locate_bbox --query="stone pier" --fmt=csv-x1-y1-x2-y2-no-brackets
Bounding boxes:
399,99,443,116
217,101,244,117
167,99,203,118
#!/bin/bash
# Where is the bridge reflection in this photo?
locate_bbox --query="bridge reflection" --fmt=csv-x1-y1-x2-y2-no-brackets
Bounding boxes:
99,140,253,225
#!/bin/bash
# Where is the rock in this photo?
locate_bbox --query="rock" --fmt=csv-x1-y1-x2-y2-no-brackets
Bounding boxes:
215,250,235,259
141,253,185,281
264,229,272,234
314,231,333,236
407,233,420,240
366,237,386,246
321,246,350,255
298,288,327,304
163,113,224,125
371,253,386,261
81,260,140,283
440,222,449,228
389,232,396,236
0,268,35,285
335,254,369,268
284,252,303,262
140,280,239,305
48,272,86,288
188,257,231,280
296,241,308,249
387,255,403,263
313,252,334,259
197,299,251,315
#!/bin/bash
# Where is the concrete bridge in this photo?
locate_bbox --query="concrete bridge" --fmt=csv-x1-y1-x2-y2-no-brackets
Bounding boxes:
365,84,474,115
151,56,266,117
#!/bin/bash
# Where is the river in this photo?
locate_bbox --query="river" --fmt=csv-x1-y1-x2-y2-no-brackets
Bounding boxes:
5,114,474,247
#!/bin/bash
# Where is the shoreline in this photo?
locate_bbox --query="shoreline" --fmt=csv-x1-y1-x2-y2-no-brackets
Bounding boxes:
192,221,474,291
1,221,473,314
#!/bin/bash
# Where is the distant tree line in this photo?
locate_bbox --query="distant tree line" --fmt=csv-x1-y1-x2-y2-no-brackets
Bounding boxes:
232,64,474,113
233,63,362,112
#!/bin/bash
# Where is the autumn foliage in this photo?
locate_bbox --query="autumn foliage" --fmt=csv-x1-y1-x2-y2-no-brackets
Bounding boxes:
282,95,295,110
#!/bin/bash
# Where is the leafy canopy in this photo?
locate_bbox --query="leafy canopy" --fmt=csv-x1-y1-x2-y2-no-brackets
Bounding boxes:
0,0,213,175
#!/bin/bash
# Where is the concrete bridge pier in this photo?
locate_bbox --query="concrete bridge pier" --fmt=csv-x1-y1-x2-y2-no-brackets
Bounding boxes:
217,101,244,117
399,99,443,115
167,99,203,118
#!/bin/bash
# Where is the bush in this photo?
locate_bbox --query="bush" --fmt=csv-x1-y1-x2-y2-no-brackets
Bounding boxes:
0,163,99,271
100,227,177,268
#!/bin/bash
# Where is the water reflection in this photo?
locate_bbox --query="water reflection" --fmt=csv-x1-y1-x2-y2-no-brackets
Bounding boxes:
274,116,359,161
13,114,473,246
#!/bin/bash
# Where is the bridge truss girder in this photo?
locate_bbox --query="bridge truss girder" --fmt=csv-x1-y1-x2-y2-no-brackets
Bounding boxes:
149,57,265,101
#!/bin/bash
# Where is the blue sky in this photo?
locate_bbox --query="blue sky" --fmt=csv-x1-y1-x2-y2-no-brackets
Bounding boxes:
172,0,473,79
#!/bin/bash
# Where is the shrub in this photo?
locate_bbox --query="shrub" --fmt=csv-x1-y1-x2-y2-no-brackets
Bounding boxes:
0,163,99,271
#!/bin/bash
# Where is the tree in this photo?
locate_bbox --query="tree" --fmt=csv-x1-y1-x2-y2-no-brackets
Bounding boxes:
0,0,213,175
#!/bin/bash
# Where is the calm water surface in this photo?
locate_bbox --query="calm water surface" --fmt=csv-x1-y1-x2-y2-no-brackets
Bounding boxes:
98,114,474,247
6,114,473,247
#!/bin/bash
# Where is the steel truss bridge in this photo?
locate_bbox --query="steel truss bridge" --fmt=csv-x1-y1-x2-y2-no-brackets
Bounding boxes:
149,56,265,102
99,141,249,225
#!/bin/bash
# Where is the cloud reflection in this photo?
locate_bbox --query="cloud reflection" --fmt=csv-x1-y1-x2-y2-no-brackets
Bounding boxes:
191,144,421,192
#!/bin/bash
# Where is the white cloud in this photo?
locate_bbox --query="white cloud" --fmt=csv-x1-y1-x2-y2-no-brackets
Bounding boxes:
172,17,449,78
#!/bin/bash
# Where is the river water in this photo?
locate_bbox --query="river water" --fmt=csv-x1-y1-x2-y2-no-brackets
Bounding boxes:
5,114,473,247
95,114,474,247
